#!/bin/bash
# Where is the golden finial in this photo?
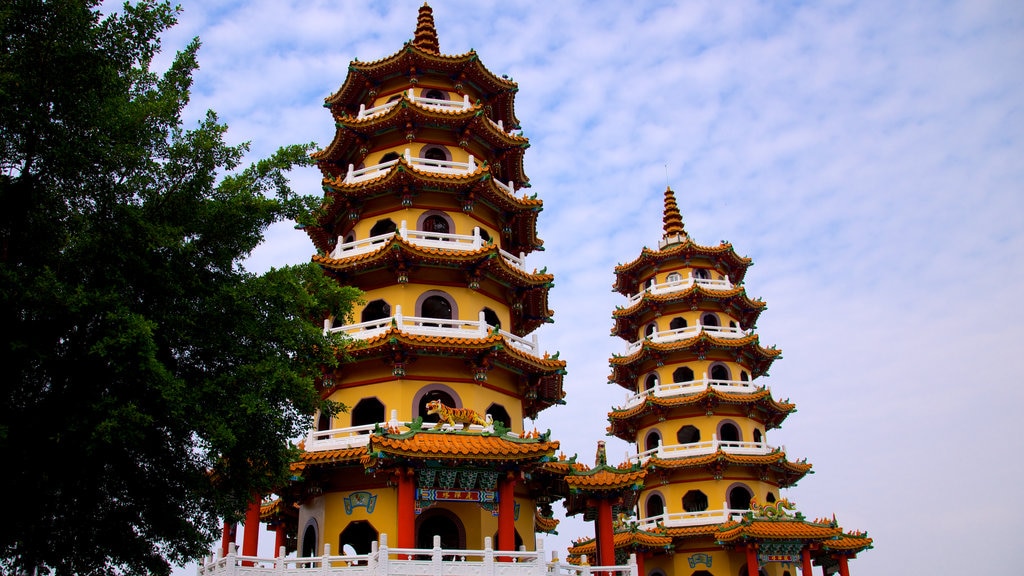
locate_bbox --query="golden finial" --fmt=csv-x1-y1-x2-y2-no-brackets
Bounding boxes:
662,186,686,238
412,3,440,55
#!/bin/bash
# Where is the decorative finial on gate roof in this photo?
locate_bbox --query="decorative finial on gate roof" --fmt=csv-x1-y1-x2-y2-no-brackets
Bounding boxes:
413,3,440,55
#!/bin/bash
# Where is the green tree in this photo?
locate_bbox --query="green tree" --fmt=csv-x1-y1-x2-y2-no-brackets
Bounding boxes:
0,1,357,574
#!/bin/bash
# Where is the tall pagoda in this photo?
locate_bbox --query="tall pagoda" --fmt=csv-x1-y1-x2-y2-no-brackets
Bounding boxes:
266,4,569,559
565,188,872,575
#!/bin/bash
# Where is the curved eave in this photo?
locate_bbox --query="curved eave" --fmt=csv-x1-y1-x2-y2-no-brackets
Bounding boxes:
613,241,752,294
821,534,874,554
326,46,520,127
608,334,781,382
645,451,812,487
290,446,367,474
564,466,647,493
568,529,673,557
607,388,795,428
611,288,766,337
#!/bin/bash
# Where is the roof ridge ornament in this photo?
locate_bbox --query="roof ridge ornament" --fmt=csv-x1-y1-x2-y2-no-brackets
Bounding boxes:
413,3,440,55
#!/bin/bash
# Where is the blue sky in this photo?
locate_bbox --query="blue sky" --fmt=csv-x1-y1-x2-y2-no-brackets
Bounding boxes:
147,1,1024,574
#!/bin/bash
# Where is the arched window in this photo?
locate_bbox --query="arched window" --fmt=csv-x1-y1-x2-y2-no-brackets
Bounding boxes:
380,151,401,163
719,421,741,442
701,313,720,327
482,307,501,329
673,367,694,383
766,492,776,503
740,371,750,382
414,385,460,424
301,523,318,558
344,232,355,243
423,214,450,234
316,411,331,432
669,317,687,331
677,425,700,444
352,398,385,428
421,146,450,163
477,228,492,243
753,428,763,443
369,218,397,237
361,299,391,322
424,89,447,101
645,493,665,518
682,490,708,512
644,431,661,452
643,323,656,339
419,293,455,322
486,403,512,428
728,484,754,510
643,373,659,391
693,269,710,280
416,508,465,550
710,364,730,381
666,272,682,283
339,520,378,555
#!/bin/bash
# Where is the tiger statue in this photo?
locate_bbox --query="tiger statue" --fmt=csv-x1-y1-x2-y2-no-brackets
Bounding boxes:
425,400,491,430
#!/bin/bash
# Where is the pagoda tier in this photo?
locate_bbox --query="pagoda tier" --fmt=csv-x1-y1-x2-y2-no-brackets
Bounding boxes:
314,239,553,335
322,327,566,417
606,387,795,439
314,92,529,184
611,283,766,340
608,332,781,387
643,451,812,489
305,163,544,257
613,239,753,295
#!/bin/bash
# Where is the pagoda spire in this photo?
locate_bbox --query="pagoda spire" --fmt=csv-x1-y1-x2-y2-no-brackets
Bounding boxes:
413,3,440,54
661,186,687,245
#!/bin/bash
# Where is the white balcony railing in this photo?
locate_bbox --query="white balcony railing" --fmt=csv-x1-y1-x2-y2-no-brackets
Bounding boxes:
635,506,748,531
355,90,472,120
627,435,780,465
305,410,524,452
199,536,639,576
329,221,527,271
623,323,750,356
325,306,541,356
343,148,477,185
621,376,760,409
624,274,733,308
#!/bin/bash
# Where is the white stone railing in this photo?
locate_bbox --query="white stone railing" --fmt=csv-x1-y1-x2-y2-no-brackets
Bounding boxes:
623,274,733,308
355,90,472,120
635,506,748,531
627,435,780,465
330,221,526,271
325,306,541,356
623,324,750,355
304,410,523,451
621,377,760,409
343,148,477,185
199,536,638,576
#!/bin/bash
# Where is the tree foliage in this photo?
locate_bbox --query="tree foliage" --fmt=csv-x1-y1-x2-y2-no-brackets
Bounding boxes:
0,2,357,574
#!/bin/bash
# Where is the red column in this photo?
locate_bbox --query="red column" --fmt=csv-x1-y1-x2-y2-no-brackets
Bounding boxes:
837,555,850,576
596,498,615,572
498,473,517,556
396,468,416,552
635,551,646,576
242,497,261,566
273,524,286,557
746,544,760,576
221,521,235,556
802,548,813,575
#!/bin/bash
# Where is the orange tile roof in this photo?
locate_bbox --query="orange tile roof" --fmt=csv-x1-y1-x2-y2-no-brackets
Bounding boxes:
365,430,559,463
608,387,794,420
610,332,780,366
611,285,764,318
564,467,647,492
568,528,673,557
614,241,753,291
822,533,874,552
717,519,841,541
291,446,366,473
535,509,560,534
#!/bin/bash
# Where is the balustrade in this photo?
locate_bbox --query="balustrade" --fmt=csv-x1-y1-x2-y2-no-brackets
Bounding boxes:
343,148,476,185
623,273,733,308
628,435,779,464
622,376,760,408
623,323,750,355
635,506,748,531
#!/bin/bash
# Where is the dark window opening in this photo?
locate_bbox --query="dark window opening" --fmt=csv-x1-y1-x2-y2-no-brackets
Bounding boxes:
370,218,397,237
482,307,501,329
645,431,661,452
424,89,447,101
423,214,450,235
643,323,656,338
729,485,753,510
701,313,720,327
361,299,391,323
646,494,665,518
669,317,687,330
339,521,378,555
416,510,464,551
644,373,659,391
682,490,708,512
478,228,492,243
345,233,355,243
301,525,317,558
710,364,730,381
673,367,694,383
766,492,776,503
693,269,710,280
753,429,763,443
352,398,385,429
486,403,511,428
421,295,453,320
677,425,700,444
720,422,740,442
316,412,331,432
740,371,750,382
423,146,448,162
380,151,401,163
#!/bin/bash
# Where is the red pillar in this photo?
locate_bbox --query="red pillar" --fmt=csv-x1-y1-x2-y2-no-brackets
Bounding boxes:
241,497,261,566
635,551,646,576
837,555,850,576
596,498,615,571
802,548,813,575
273,524,286,557
498,473,517,556
396,468,416,552
746,544,760,576
221,521,235,556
